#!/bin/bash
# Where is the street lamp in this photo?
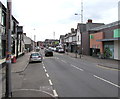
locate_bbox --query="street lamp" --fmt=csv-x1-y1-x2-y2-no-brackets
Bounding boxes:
75,12,83,58
33,28,36,51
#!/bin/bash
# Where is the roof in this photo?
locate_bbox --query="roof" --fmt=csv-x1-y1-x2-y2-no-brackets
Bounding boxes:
90,21,120,31
96,38,120,42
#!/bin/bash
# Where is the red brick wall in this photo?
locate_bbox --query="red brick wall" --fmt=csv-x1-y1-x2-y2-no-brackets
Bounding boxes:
90,32,104,53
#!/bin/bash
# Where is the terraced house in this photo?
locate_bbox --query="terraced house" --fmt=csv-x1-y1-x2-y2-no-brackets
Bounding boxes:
0,2,25,64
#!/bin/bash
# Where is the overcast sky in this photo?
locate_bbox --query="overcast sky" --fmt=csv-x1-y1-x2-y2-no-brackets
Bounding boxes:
0,0,119,41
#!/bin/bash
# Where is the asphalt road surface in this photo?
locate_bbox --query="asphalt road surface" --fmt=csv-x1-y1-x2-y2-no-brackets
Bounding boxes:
41,50,119,97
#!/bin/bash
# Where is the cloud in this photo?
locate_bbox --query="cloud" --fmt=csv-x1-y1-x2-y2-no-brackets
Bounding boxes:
1,0,119,41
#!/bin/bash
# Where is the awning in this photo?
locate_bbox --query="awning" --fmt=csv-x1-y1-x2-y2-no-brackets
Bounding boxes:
96,38,120,42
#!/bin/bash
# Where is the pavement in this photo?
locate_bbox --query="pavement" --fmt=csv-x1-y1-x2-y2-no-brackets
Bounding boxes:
11,52,31,73
65,52,119,70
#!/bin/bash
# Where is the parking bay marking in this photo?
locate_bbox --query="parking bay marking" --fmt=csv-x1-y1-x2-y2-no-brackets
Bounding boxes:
49,79,53,86
44,69,47,72
42,63,59,97
46,73,50,78
93,75,120,88
53,89,58,97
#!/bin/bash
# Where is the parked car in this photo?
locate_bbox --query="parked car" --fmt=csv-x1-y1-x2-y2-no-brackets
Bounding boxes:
58,48,65,53
53,47,57,52
40,46,44,49
29,52,42,63
45,49,53,56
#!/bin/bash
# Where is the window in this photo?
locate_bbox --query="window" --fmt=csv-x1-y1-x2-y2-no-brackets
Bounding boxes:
1,13,5,26
0,36,2,58
0,7,2,24
78,36,79,41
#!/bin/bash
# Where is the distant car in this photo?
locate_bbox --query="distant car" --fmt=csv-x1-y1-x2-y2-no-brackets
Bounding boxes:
29,52,42,63
53,47,57,52
58,48,65,53
45,49,53,56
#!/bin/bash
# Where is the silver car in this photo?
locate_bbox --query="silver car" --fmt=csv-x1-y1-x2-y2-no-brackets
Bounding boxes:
29,52,42,63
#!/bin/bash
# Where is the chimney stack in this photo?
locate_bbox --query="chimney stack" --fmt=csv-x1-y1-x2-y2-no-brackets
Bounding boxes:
87,19,92,23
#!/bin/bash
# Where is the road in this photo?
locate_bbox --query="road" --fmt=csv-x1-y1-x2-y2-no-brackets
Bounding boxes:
11,49,119,98
42,50,119,97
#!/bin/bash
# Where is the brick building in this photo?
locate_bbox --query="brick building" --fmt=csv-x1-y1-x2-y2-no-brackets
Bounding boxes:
90,21,120,60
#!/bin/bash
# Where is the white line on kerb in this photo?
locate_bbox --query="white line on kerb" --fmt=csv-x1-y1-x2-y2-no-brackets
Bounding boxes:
61,60,67,63
71,64,84,71
49,79,53,85
53,90,58,97
93,75,120,88
46,73,49,78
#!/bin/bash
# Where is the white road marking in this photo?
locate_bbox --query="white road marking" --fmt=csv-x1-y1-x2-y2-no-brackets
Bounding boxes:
44,69,47,72
56,57,59,59
49,79,53,85
53,90,58,97
14,89,55,97
93,75,120,88
46,73,50,78
43,66,45,69
71,64,84,71
61,60,67,63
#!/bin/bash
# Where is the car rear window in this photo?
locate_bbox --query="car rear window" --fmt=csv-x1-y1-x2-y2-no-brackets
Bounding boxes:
31,53,40,56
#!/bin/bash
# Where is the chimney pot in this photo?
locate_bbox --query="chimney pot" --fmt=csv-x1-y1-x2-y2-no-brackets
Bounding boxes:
87,19,92,23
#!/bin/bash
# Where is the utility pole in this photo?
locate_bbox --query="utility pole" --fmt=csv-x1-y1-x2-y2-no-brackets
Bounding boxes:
75,0,83,58
5,0,12,97
53,32,55,39
81,0,83,24
34,35,36,51
80,0,83,58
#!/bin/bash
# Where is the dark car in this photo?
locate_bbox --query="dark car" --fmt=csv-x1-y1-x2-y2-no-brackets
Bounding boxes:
45,49,53,56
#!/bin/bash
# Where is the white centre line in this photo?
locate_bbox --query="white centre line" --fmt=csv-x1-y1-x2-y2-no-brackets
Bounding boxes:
93,75,120,88
49,79,53,85
46,73,50,78
53,90,58,97
61,60,67,63
71,64,84,71
43,66,45,69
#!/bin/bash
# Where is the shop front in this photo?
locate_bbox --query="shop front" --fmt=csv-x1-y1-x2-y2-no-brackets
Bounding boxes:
104,42,114,59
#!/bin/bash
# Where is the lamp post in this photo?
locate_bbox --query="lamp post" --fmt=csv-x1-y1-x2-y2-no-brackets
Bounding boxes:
33,28,36,51
74,0,83,59
5,0,12,97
